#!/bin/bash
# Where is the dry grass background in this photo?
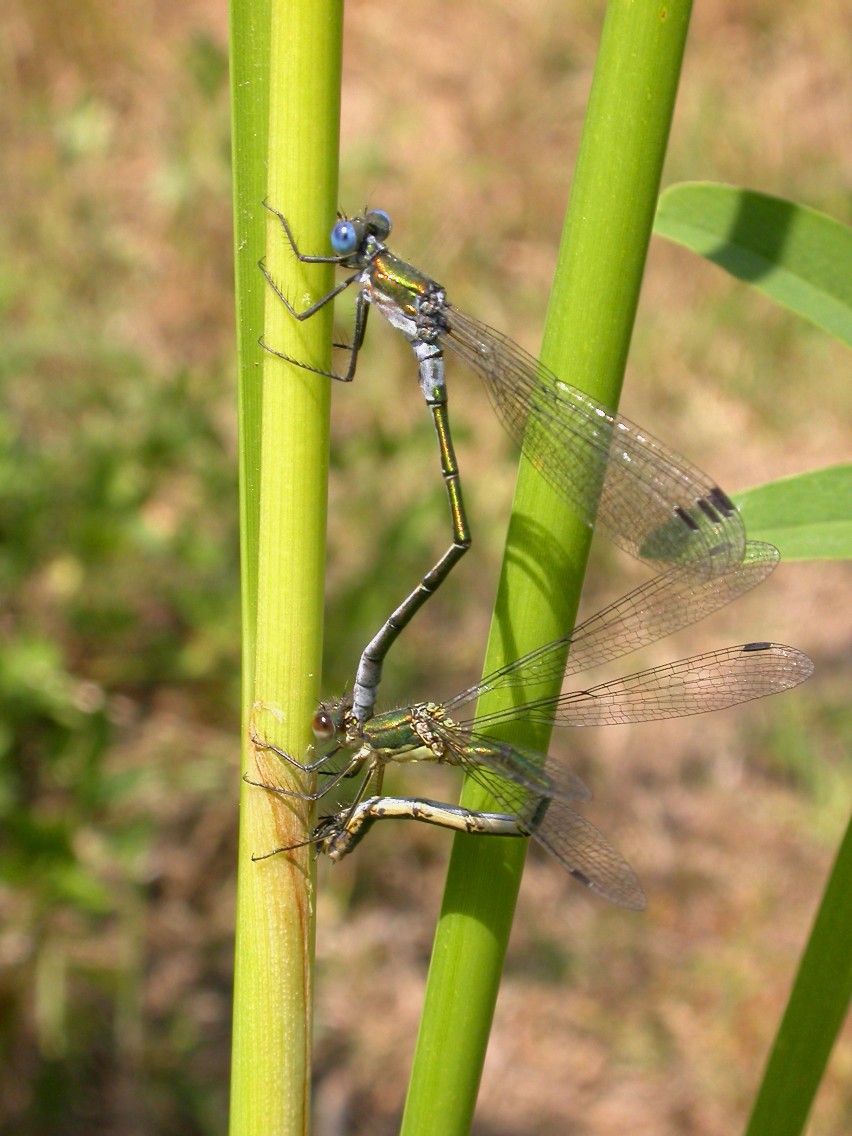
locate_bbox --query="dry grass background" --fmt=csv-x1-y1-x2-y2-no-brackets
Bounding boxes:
0,1,849,1133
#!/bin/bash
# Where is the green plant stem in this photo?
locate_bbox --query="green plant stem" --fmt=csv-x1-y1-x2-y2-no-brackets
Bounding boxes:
229,2,342,1134
400,3,694,1133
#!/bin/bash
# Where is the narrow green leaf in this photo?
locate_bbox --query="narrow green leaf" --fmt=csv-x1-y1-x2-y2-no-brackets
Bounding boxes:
744,811,852,1136
654,182,852,345
734,465,852,561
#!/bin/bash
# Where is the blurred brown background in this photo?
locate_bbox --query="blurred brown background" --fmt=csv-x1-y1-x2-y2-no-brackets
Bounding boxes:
0,1,849,1133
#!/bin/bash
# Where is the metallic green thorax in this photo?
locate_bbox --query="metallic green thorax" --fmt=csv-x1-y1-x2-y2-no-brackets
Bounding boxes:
354,702,456,764
367,252,435,320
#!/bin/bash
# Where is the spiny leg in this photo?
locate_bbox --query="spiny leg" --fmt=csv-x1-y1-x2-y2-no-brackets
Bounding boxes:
260,283,371,384
262,199,344,264
260,201,372,379
245,732,368,802
259,255,360,322
249,730,340,774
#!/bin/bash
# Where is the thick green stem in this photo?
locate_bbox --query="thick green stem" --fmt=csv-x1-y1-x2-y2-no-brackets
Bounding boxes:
229,2,342,1134
400,3,694,1132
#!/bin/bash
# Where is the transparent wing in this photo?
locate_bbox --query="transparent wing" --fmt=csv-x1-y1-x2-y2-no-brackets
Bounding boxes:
453,767,646,910
444,306,745,574
472,643,814,730
444,541,779,713
517,795,646,910
426,719,593,803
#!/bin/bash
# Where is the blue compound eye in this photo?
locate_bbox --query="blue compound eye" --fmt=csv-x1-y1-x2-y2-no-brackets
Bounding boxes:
366,209,391,240
330,220,359,255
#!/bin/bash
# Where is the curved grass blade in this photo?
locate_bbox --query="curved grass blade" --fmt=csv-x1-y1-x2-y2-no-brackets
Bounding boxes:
655,183,852,346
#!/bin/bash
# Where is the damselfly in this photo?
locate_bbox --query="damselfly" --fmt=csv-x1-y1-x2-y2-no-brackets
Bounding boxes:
264,794,649,912
262,205,747,723
247,542,813,907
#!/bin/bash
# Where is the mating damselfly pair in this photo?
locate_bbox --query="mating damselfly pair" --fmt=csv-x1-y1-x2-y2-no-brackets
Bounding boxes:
248,206,812,907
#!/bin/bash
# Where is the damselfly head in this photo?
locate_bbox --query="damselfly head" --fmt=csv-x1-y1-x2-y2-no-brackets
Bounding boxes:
311,698,349,744
330,218,361,256
311,707,336,743
364,209,391,240
330,210,392,260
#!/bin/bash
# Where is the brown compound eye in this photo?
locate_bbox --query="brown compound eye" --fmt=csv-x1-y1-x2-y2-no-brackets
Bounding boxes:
311,709,336,742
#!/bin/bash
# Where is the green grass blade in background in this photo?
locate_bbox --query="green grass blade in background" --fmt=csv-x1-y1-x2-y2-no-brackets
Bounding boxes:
654,183,852,346
229,2,342,1134
744,811,852,1136
733,465,852,561
400,3,697,1133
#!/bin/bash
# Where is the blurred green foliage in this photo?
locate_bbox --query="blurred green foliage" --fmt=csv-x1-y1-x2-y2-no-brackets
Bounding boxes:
0,10,239,1132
